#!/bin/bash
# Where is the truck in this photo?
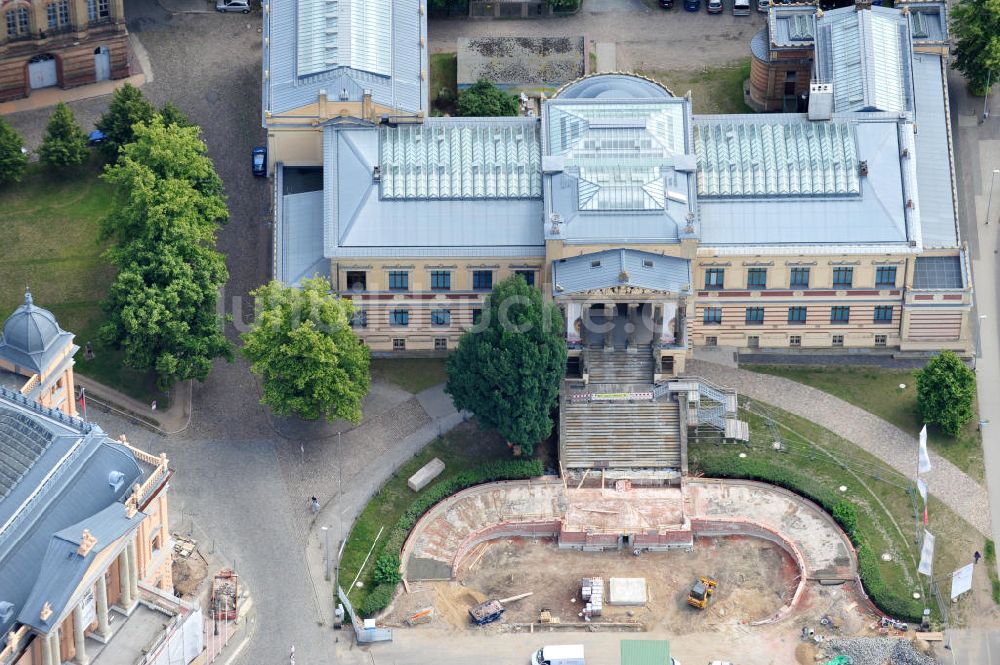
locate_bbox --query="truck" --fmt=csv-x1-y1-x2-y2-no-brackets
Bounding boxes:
531,645,585,665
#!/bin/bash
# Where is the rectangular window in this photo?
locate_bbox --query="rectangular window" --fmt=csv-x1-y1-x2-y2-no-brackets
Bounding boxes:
745,307,765,325
471,308,483,325
789,335,802,347
58,0,69,26
873,305,893,323
472,270,493,291
392,338,406,351
831,306,850,323
431,309,451,327
705,336,718,347
388,271,408,291
389,309,409,327
832,334,844,347
47,3,57,29
787,306,807,324
747,335,760,348
875,334,887,347
833,267,854,288
704,268,725,290
789,267,810,288
875,266,897,287
88,0,110,21
434,337,447,351
747,268,767,289
430,271,451,291
349,310,367,328
514,270,536,287
346,271,367,291
703,307,722,325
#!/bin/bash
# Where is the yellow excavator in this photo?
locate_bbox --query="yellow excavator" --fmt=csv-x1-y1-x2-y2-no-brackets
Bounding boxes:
686,577,718,609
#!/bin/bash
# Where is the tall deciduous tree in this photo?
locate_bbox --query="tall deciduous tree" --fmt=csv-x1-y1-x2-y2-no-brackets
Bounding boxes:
915,351,977,437
951,0,1000,95
95,82,156,159
242,277,370,422
158,102,192,128
0,117,27,185
99,118,231,389
457,79,520,117
446,275,566,455
39,102,89,167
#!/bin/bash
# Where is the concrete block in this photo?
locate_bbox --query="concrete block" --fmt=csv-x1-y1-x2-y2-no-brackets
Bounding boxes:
408,458,445,492
608,578,647,605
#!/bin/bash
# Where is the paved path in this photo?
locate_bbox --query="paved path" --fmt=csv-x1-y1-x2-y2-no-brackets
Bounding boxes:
687,359,992,537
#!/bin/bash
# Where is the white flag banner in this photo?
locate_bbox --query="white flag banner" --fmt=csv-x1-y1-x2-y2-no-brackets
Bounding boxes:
951,563,974,600
918,530,935,577
918,425,932,474
916,478,928,506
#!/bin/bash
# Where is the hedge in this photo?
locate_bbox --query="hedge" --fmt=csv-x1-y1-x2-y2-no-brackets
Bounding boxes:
356,458,544,617
692,453,924,622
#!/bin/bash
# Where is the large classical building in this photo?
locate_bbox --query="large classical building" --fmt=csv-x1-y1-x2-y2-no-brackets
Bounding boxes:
0,0,130,102
0,293,176,665
265,0,971,369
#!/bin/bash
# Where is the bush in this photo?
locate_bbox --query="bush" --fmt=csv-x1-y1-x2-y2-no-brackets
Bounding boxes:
39,102,88,167
456,79,519,117
358,583,396,618
373,552,402,585
915,351,976,436
985,539,996,564
833,500,858,541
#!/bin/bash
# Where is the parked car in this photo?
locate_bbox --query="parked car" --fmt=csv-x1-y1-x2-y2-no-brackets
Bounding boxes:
684,0,701,11
707,0,723,12
216,0,251,13
252,146,267,177
733,0,751,14
659,0,675,7
757,0,769,11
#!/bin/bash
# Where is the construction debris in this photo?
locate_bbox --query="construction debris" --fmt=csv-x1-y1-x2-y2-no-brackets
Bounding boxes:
405,607,434,626
581,577,603,618
825,637,937,665
172,534,196,558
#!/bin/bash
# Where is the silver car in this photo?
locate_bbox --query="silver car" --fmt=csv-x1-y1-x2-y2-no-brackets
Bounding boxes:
216,0,251,13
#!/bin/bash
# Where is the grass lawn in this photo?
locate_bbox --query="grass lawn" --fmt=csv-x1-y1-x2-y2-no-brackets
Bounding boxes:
639,59,754,114
690,401,983,622
371,357,448,394
338,419,512,610
430,53,458,116
746,365,984,482
0,157,164,405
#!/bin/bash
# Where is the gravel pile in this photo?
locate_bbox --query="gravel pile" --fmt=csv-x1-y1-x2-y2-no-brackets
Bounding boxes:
825,638,938,665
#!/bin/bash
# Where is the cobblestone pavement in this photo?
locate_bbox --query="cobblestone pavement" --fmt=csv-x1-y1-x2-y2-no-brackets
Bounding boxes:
688,359,993,536
429,2,766,71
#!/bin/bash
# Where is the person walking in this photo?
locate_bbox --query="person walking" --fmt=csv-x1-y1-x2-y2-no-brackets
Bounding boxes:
310,496,320,514
975,550,982,565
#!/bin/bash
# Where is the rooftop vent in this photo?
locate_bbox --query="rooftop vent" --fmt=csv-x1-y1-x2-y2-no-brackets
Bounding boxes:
808,83,834,121
859,161,869,177
373,165,381,182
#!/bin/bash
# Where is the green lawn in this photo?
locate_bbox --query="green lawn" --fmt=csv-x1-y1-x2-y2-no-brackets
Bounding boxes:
371,357,448,394
0,157,164,404
339,419,511,610
691,401,982,622
746,365,984,482
430,53,458,116
639,59,754,115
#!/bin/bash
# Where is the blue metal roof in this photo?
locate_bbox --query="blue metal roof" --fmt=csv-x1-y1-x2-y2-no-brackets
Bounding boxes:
911,53,958,249
553,249,691,296
769,5,817,48
0,292,76,376
899,2,949,44
263,0,427,121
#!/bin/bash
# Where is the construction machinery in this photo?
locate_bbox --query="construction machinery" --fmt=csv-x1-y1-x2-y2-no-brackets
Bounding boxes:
686,577,717,609
468,592,533,625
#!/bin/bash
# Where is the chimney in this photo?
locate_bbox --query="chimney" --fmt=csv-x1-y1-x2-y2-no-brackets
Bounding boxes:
362,89,373,121
855,0,872,10
859,161,869,177
807,83,834,121
318,89,327,119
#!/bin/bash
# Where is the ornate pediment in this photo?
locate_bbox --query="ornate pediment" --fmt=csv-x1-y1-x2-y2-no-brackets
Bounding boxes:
571,285,676,297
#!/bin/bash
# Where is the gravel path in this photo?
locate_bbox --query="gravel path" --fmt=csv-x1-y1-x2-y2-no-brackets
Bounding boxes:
688,360,993,537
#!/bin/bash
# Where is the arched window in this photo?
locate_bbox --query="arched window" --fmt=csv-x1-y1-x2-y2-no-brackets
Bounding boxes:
5,6,30,39
47,0,71,31
87,0,111,23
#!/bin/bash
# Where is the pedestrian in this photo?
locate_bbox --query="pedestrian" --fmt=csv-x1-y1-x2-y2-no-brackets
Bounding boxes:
289,644,295,665
310,496,320,514
975,550,982,565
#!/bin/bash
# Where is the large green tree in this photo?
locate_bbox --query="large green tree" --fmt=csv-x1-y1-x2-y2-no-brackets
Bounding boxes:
95,82,156,159
457,79,519,117
915,351,977,437
100,119,231,389
158,102,192,128
242,277,370,422
951,0,1000,95
446,275,566,455
39,102,88,167
0,117,28,185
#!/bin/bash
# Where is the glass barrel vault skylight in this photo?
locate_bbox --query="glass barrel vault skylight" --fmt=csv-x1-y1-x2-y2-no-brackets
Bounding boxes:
296,0,392,78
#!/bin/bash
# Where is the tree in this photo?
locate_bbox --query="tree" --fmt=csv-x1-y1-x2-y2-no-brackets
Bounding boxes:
456,79,519,117
446,275,566,455
914,351,977,437
99,119,231,389
39,102,89,167
241,277,371,423
158,101,192,128
0,117,28,185
95,83,156,159
951,0,1000,95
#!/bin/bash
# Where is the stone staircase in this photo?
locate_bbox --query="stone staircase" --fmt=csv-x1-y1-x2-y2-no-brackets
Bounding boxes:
560,398,682,469
586,348,655,384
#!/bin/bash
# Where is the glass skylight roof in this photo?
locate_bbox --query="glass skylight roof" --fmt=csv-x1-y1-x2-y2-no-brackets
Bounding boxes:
296,0,392,78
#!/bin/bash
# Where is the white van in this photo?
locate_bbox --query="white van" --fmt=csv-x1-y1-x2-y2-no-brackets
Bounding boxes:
531,645,585,665
733,0,751,13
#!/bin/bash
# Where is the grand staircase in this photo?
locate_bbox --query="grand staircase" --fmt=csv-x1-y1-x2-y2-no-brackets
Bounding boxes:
586,347,655,384
561,398,682,469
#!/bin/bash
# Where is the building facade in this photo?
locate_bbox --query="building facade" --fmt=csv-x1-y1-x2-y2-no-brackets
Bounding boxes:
0,0,129,102
266,0,971,368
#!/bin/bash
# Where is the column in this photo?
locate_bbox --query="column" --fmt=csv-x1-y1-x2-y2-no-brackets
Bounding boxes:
126,539,139,601
94,578,111,640
118,551,133,611
73,607,89,665
41,631,53,665
49,628,61,665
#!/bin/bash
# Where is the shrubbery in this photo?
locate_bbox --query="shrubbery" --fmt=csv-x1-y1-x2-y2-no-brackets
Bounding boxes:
355,458,543,617
832,500,858,542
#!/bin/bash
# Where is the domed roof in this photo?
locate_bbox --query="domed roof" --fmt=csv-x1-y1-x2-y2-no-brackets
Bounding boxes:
0,291,74,374
554,73,674,100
